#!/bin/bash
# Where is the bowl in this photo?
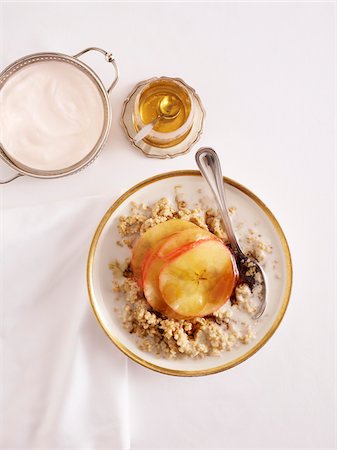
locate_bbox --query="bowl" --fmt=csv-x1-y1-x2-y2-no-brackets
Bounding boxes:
0,47,118,184
87,171,292,376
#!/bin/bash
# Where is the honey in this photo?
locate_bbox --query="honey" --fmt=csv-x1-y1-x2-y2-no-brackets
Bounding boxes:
135,78,193,148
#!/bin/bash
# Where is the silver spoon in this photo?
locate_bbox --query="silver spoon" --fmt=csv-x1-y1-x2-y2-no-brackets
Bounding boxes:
133,94,181,143
195,147,267,320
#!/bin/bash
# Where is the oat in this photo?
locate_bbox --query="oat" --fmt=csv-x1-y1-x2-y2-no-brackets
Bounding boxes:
235,284,257,314
241,228,272,263
205,208,228,240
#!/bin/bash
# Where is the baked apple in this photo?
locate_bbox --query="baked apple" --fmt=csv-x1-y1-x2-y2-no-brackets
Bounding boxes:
131,219,197,286
142,228,216,317
159,240,238,318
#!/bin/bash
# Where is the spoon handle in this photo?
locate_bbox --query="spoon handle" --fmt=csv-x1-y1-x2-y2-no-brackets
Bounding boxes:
195,147,241,256
133,117,159,143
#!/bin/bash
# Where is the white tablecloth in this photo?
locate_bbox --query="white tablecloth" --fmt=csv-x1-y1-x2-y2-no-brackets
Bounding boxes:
1,2,335,449
2,198,129,449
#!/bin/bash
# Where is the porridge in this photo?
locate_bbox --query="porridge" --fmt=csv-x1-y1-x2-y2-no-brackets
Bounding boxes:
110,191,272,359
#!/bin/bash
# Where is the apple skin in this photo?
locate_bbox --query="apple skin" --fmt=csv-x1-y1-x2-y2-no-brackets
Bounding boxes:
158,239,238,318
141,227,216,287
157,228,218,258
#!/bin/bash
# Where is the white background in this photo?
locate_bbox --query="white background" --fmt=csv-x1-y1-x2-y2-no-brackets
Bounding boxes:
1,2,336,449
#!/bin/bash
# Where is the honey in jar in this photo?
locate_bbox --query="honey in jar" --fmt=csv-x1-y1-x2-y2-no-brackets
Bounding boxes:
134,78,194,148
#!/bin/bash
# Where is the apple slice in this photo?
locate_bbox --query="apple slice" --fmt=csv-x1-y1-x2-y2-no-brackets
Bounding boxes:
142,229,216,318
142,227,216,283
156,227,218,259
143,250,183,319
159,240,238,318
141,237,170,288
131,219,197,286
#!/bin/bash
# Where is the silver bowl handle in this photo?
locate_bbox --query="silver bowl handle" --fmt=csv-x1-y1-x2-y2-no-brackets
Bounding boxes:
0,172,22,184
73,47,119,94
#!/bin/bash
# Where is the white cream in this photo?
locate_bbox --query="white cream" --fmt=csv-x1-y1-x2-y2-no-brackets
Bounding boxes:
0,61,105,171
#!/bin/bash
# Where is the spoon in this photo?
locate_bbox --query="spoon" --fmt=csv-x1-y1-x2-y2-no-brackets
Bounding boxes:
133,94,181,143
195,147,267,320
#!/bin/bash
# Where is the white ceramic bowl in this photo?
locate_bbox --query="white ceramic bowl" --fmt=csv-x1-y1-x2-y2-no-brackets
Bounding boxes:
87,171,292,376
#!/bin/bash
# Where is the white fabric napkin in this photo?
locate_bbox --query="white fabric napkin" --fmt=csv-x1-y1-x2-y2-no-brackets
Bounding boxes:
1,196,130,449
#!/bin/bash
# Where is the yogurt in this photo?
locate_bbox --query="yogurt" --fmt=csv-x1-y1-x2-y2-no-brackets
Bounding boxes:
0,60,105,171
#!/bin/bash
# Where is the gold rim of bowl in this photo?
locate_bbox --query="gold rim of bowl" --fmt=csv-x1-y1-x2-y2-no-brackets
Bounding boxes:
87,170,293,377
